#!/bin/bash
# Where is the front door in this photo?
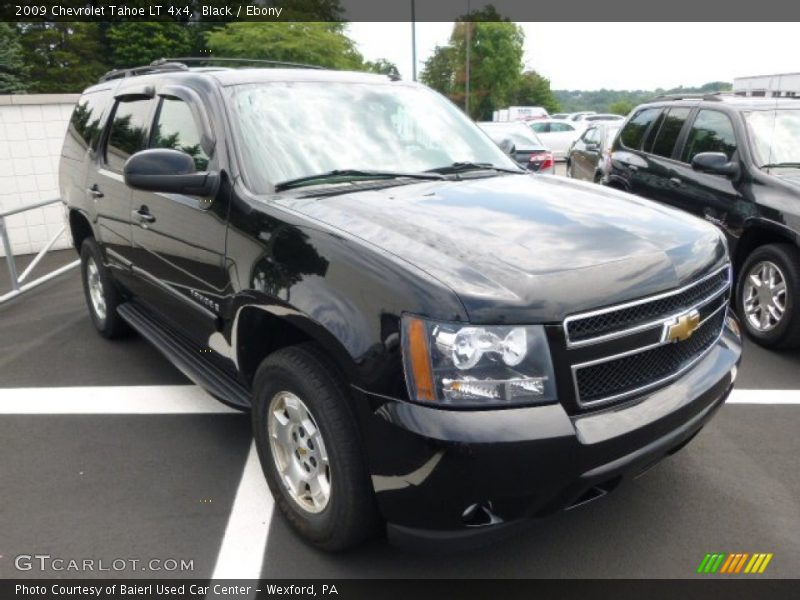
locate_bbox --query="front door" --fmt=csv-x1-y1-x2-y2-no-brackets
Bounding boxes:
669,108,744,234
129,93,229,348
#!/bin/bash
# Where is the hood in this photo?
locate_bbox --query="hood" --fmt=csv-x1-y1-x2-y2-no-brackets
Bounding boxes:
270,174,728,323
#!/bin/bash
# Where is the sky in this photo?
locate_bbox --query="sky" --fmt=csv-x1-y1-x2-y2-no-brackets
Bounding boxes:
347,22,800,90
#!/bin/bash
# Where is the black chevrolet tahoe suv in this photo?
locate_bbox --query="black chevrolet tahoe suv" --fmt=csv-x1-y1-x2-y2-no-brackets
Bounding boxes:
607,94,800,349
60,60,742,550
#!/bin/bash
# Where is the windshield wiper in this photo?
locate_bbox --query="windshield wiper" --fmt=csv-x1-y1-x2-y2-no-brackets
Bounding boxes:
274,169,445,192
425,161,525,175
760,162,800,169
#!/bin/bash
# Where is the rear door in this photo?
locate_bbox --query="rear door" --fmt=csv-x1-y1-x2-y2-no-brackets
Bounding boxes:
611,106,663,192
635,106,694,206
128,88,229,346
90,89,157,288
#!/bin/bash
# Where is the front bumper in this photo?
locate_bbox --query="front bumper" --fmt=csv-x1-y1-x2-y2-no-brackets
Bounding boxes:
352,322,741,537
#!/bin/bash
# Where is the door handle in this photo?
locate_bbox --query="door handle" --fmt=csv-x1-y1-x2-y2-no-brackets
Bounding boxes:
87,184,104,199
132,208,156,224
669,177,682,187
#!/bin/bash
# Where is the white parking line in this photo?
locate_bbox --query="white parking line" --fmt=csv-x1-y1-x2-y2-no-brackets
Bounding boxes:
725,389,800,404
0,385,240,413
209,441,274,582
0,383,797,584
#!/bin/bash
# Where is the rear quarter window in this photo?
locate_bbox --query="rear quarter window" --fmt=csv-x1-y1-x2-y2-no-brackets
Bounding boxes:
62,89,112,162
619,107,661,150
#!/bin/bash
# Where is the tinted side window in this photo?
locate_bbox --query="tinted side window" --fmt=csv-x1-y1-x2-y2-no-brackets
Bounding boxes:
681,109,738,162
651,107,691,158
530,122,548,133
552,122,574,132
69,90,112,151
106,98,154,172
151,97,209,171
620,108,661,149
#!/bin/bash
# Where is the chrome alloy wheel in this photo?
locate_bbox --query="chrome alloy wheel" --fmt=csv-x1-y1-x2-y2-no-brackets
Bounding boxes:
743,260,787,332
268,391,331,514
86,257,107,321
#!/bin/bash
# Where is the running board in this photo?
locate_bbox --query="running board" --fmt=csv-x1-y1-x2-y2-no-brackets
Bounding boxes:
117,302,251,410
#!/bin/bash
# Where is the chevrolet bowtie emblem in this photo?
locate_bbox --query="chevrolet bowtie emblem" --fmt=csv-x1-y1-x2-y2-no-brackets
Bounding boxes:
666,310,701,342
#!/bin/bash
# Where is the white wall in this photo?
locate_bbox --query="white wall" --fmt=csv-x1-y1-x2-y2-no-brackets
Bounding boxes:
733,73,800,97
0,94,79,257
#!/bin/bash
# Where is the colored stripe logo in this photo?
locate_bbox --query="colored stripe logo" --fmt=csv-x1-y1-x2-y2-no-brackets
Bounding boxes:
697,552,773,574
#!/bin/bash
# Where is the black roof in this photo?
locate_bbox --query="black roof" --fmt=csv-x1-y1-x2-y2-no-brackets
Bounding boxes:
642,92,800,111
96,57,397,87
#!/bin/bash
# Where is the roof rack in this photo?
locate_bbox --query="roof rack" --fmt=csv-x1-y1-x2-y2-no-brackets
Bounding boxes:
650,92,725,102
152,57,327,70
98,62,188,83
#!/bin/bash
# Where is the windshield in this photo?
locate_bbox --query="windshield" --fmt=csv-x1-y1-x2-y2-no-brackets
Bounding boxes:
745,109,800,167
227,81,517,193
478,123,544,149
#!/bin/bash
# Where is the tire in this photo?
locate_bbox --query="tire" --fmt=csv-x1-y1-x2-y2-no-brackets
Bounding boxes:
80,238,130,339
736,243,800,349
251,344,380,550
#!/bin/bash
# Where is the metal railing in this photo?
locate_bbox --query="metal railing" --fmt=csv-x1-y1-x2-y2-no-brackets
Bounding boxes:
0,198,80,304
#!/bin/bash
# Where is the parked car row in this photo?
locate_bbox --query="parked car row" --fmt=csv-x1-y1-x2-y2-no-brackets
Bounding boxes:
568,93,800,349
477,121,555,173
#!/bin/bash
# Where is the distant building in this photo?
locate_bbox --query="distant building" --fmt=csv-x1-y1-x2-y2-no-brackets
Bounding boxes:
733,73,800,98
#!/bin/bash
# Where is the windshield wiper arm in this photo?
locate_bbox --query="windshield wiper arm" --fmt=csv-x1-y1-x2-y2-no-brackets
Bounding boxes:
760,162,800,169
274,169,445,192
425,162,525,175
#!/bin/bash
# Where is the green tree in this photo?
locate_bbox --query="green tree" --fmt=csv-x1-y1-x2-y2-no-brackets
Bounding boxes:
510,71,559,113
420,44,455,96
422,17,525,120
106,23,194,69
207,22,365,70
0,22,28,93
18,23,107,93
364,58,400,79
609,99,634,116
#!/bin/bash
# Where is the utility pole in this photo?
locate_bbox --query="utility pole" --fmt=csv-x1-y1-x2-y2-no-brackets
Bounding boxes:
411,0,417,81
464,1,471,116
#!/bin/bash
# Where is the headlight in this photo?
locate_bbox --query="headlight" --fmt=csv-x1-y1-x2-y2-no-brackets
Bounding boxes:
401,315,557,407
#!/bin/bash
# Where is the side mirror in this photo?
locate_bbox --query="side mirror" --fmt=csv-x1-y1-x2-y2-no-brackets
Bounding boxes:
691,152,740,178
497,137,516,157
124,149,220,196
585,142,599,152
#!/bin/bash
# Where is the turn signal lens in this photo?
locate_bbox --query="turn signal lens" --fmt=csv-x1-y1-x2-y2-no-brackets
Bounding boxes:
404,317,436,402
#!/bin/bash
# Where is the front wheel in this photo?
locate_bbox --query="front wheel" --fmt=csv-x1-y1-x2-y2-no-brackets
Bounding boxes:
736,243,800,349
251,344,380,550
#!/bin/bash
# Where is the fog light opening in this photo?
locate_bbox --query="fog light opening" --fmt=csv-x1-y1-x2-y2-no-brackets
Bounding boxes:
462,501,503,527
566,478,619,510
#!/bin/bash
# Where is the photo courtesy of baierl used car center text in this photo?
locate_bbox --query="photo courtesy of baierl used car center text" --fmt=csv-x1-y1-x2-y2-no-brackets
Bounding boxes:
0,1,798,598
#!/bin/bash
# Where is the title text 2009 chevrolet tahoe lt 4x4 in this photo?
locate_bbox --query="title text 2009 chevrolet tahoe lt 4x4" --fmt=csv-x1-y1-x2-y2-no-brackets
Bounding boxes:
60,59,742,550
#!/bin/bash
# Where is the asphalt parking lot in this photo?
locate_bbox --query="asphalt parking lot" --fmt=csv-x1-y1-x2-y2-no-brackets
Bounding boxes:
1,246,799,580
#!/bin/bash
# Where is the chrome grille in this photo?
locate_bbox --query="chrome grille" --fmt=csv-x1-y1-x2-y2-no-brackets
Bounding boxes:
574,307,727,405
566,265,731,409
565,267,730,346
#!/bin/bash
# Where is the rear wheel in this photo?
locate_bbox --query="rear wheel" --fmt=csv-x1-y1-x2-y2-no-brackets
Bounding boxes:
251,344,380,550
80,238,129,338
736,243,800,349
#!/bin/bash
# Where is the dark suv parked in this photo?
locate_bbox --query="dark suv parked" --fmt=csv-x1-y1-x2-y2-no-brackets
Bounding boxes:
60,60,741,550
607,94,800,349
